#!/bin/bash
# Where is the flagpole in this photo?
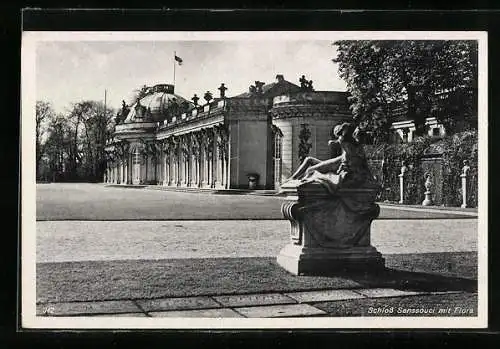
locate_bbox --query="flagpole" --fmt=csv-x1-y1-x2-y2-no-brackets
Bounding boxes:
173,51,176,88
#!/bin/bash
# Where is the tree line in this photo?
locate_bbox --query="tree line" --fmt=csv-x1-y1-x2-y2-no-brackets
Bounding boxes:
36,100,115,182
333,40,478,143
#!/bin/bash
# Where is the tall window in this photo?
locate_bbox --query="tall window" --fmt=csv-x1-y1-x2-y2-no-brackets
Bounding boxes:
133,147,141,165
273,127,283,187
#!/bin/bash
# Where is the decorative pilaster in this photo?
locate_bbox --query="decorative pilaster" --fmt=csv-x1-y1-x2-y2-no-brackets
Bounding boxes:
152,140,161,185
200,129,210,188
190,133,199,187
170,138,176,186
213,126,223,188
161,140,169,186
207,131,214,187
195,130,205,188
180,135,189,186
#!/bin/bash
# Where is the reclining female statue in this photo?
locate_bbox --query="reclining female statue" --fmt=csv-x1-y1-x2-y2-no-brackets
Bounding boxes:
284,122,377,194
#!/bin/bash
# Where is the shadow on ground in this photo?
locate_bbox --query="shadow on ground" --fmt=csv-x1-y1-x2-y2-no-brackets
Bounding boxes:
36,252,477,303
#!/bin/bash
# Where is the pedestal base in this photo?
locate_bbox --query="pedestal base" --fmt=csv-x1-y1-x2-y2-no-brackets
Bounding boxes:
277,243,385,276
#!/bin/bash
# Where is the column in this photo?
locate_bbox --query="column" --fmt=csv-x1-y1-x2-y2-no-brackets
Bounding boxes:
398,162,407,204
461,160,470,208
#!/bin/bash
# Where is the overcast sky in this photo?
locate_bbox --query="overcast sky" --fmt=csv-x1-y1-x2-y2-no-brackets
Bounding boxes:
36,40,347,114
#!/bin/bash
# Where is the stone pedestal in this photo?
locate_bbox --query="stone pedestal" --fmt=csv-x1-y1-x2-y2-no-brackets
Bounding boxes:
277,181,385,276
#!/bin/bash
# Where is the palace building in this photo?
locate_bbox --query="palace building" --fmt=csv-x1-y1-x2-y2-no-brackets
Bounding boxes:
104,74,352,190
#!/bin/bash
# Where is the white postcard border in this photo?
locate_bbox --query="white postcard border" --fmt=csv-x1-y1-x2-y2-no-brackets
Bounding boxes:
21,30,488,329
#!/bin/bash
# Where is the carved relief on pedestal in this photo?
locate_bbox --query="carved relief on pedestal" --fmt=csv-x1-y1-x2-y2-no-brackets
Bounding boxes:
283,186,380,249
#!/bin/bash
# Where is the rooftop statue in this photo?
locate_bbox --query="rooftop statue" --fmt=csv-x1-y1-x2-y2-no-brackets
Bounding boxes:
255,81,265,94
218,83,228,98
204,91,213,104
299,75,314,91
284,122,378,194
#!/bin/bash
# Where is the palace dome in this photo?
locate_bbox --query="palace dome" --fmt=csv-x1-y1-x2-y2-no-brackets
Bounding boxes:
123,84,195,123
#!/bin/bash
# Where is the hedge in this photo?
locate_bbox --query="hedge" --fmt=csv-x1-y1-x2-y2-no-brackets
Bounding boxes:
364,130,478,207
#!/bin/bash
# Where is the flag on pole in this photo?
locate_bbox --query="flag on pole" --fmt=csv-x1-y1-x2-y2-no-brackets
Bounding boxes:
174,54,183,65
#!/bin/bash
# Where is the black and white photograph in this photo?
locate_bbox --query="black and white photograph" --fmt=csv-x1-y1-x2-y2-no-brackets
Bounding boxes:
21,30,487,329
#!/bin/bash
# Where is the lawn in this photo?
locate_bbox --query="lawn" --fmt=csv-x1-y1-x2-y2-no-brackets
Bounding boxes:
36,183,477,220
36,252,477,303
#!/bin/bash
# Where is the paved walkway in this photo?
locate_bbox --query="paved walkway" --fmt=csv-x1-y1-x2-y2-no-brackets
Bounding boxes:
37,288,476,318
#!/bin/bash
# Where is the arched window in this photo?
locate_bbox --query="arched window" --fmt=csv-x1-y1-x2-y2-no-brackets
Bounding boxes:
272,125,283,189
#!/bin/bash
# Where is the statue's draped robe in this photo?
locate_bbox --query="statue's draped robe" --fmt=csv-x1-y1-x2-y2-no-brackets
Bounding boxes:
298,141,377,195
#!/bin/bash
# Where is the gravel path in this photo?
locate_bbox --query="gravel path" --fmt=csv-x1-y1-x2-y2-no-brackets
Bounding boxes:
36,219,477,263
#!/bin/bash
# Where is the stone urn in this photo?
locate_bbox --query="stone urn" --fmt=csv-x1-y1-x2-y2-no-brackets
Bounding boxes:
421,173,433,206
247,173,260,190
277,181,385,275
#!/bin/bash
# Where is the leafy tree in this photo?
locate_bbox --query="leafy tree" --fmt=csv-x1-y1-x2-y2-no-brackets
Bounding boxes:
333,40,477,143
42,114,72,181
35,101,55,179
41,100,115,182
67,101,115,181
